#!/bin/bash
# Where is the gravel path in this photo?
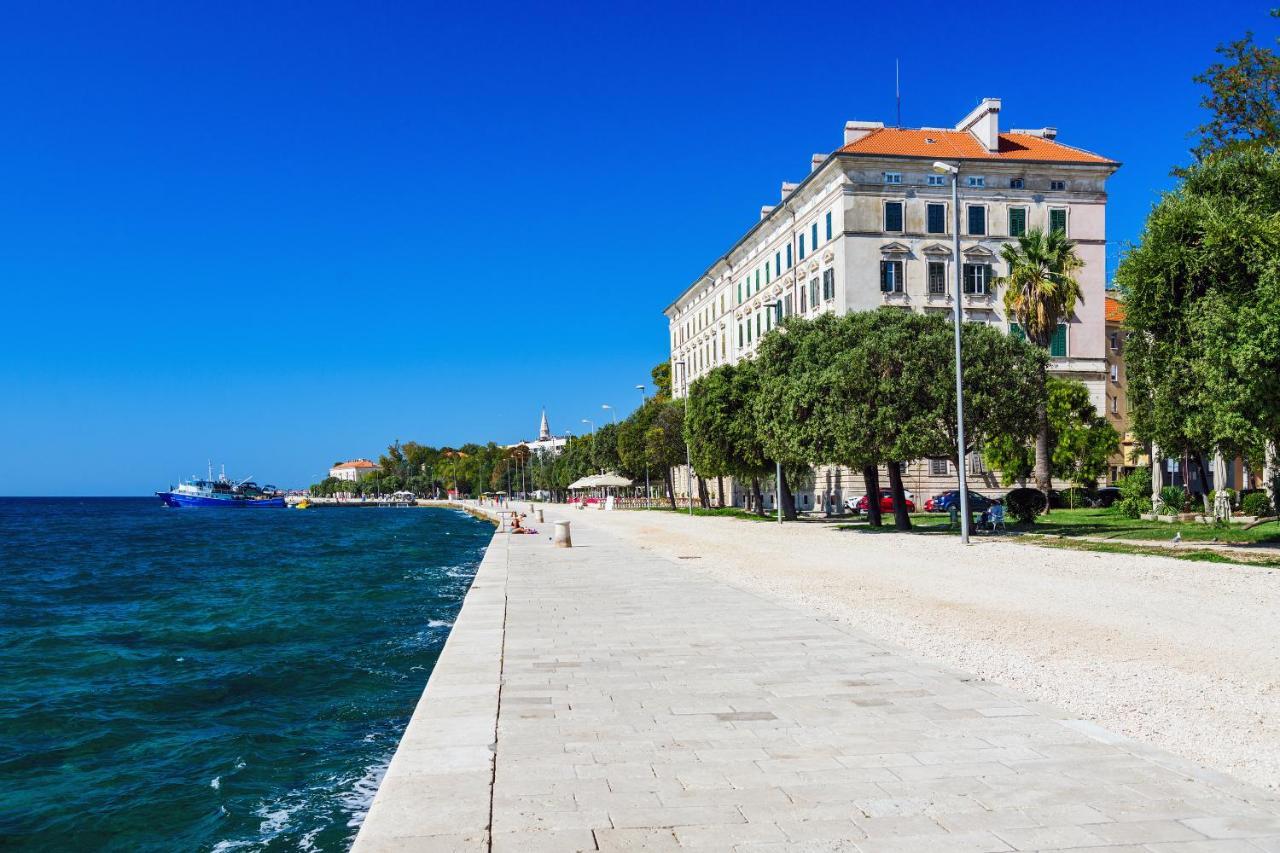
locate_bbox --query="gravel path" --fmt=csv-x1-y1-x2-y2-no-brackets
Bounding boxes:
564,508,1280,792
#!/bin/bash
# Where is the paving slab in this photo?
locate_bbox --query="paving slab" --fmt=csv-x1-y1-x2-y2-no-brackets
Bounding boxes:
356,504,1280,851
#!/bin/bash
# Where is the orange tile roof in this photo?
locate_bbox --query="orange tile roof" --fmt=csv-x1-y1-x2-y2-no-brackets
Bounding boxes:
839,128,1115,165
333,459,377,469
1105,295,1126,323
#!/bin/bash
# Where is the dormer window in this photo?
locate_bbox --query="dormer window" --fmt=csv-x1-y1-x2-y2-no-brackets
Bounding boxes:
1010,178,1025,189
966,176,985,188
1050,180,1067,191
884,172,902,184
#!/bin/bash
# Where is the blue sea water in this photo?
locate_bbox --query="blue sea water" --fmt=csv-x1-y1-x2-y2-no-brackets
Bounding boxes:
0,498,494,851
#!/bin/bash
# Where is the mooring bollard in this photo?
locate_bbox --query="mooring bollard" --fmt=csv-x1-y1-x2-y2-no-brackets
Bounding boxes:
536,508,544,523
553,520,572,548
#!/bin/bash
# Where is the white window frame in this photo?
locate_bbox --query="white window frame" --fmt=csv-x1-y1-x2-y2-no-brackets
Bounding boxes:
880,260,905,293
1110,363,1119,383
966,175,986,188
884,171,902,184
1050,179,1067,191
929,458,949,476
927,260,947,296
927,174,946,186
1010,178,1025,189
962,263,990,295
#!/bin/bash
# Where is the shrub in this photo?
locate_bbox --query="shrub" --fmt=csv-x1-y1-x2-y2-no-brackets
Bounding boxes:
1115,496,1152,519
1006,487,1048,524
1117,467,1152,501
1158,485,1188,514
1242,491,1273,517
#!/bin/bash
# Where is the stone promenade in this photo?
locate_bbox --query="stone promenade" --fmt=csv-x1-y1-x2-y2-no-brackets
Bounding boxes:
354,505,1280,852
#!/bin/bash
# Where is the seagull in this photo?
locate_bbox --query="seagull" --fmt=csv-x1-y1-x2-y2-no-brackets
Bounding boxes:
1172,531,1182,544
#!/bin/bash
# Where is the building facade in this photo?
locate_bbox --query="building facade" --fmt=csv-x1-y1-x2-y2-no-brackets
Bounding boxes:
329,459,379,481
664,98,1120,508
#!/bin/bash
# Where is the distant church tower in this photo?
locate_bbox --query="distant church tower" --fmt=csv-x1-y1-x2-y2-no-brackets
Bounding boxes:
538,408,551,441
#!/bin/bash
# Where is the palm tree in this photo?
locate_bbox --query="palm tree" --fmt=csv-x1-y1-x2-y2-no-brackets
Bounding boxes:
997,227,1084,511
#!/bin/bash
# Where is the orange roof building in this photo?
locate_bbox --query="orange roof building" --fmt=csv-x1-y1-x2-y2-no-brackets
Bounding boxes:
329,458,379,481
1105,295,1126,324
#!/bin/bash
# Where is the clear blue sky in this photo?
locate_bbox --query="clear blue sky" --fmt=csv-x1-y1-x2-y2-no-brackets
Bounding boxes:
2,1,1272,495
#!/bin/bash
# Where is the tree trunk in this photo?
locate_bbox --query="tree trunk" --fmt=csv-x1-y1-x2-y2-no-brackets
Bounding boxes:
716,475,725,508
751,477,765,516
779,468,797,520
1034,387,1052,514
862,464,882,527
887,460,912,531
665,468,676,510
697,476,709,509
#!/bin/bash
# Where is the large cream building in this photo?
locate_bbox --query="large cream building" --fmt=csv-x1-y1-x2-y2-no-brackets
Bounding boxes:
665,98,1120,509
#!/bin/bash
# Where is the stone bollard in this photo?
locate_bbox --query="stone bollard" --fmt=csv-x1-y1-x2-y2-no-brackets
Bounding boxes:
553,520,572,548
536,509,544,523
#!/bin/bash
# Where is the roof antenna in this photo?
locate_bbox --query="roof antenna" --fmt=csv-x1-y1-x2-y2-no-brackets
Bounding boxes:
895,59,901,128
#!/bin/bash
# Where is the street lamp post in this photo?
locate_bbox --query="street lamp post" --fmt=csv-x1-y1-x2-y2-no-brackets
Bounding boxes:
933,160,971,544
602,403,615,425
675,360,692,516
772,299,784,524
582,418,594,435
636,384,650,509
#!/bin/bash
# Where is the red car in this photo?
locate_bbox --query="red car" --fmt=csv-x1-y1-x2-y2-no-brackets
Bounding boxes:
853,488,915,514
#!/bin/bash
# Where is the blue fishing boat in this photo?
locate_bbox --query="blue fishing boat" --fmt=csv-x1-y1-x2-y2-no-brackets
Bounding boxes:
157,466,286,508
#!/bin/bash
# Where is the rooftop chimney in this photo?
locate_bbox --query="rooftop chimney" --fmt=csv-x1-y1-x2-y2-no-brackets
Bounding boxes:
843,120,883,146
780,181,799,201
760,205,775,220
955,98,1001,152
810,153,826,172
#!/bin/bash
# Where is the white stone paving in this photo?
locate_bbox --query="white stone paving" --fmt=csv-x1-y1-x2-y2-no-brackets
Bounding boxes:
355,505,1280,851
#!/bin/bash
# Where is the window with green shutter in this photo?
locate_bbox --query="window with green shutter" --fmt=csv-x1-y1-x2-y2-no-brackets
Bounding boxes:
811,222,818,248
1049,208,1067,235
738,324,743,347
962,263,991,295
826,210,832,240
775,251,781,276
1050,322,1067,356
810,276,818,307
1009,321,1067,356
880,260,903,293
1009,207,1027,237
786,244,792,268
737,282,742,304
799,234,806,260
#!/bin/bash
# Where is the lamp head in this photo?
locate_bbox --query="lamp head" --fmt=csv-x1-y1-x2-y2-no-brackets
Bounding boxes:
932,161,958,175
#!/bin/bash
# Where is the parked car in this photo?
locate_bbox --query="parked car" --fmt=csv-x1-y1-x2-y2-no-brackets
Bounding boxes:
925,490,994,513
1095,487,1122,508
851,488,915,514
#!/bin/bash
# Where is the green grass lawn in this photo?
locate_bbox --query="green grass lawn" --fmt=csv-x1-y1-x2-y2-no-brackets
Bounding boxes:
1026,507,1280,545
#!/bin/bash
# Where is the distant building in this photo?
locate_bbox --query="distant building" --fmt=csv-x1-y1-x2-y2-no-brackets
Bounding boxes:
509,409,568,456
329,459,379,481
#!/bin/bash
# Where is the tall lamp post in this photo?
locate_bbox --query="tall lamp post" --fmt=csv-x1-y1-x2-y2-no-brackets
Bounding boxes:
581,418,594,436
636,384,650,509
602,403,616,425
933,160,971,544
675,359,692,516
771,299,784,524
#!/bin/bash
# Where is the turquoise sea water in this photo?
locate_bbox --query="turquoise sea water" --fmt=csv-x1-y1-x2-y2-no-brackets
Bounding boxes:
0,498,494,851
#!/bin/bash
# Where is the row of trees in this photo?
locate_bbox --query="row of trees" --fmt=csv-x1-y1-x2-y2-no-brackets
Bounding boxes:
1115,13,1280,505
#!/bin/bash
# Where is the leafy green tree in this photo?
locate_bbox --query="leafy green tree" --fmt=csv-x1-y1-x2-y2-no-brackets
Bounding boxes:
983,378,1119,488
1117,147,1280,492
997,227,1085,510
1189,11,1280,165
686,361,777,515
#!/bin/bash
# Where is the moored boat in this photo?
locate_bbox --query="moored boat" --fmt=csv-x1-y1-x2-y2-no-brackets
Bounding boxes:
157,466,286,508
